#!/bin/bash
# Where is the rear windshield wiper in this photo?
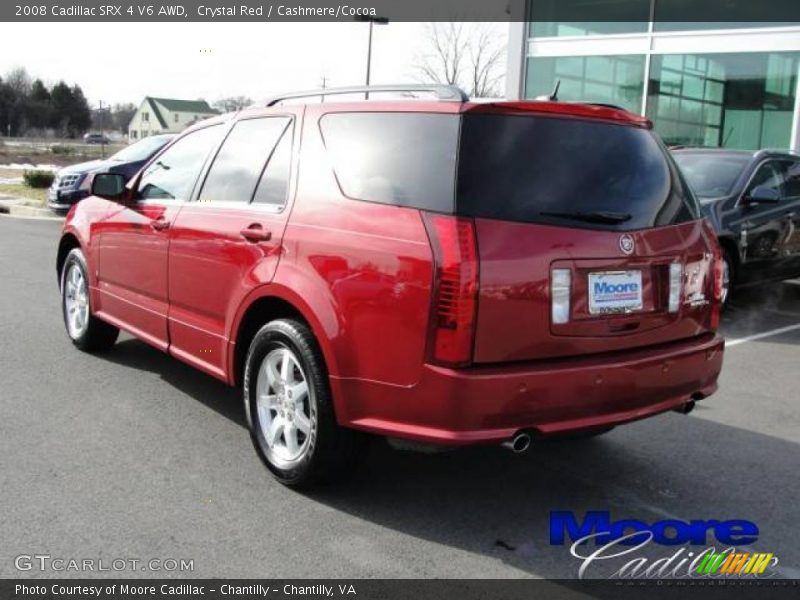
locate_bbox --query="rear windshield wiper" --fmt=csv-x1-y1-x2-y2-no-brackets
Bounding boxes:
540,210,632,224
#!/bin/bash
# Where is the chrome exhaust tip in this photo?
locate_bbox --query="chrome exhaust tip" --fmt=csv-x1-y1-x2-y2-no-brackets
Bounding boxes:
502,432,532,454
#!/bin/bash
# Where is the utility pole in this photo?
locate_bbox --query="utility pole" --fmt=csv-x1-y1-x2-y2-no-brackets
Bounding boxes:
320,75,328,103
355,15,389,99
99,100,106,158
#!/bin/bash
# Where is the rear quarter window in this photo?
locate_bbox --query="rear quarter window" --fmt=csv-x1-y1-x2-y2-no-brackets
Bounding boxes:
319,112,459,212
457,113,697,230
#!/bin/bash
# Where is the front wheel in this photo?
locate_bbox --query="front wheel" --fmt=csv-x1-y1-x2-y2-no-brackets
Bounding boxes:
61,248,119,352
243,319,366,487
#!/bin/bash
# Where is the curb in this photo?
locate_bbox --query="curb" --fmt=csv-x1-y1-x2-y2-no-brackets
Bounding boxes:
0,197,64,221
9,204,62,219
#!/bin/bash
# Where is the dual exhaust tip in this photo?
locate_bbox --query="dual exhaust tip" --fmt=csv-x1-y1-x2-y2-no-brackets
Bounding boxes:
499,396,700,454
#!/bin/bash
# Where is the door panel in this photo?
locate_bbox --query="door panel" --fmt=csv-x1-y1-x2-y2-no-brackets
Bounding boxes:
95,124,225,349
779,160,800,277
166,113,299,380
96,201,181,350
167,206,290,378
734,160,793,282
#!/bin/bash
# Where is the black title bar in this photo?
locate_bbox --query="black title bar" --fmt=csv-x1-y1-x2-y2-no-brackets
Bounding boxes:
3,0,800,22
2,579,800,600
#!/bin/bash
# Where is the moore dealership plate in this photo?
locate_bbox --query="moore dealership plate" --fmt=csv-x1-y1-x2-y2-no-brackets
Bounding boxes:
588,270,643,315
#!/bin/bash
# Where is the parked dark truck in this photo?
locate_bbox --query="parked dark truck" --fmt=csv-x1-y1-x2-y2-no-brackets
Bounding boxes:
56,85,725,487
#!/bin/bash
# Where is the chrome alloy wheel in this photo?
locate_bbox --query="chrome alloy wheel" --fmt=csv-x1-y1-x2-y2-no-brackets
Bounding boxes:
64,263,89,339
255,347,316,466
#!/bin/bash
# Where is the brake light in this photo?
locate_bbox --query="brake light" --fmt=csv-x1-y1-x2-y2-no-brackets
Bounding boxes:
668,262,683,313
551,269,572,324
710,250,724,331
700,218,723,331
712,253,724,302
422,213,479,366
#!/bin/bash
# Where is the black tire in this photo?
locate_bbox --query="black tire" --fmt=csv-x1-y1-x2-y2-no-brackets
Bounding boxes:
243,318,366,488
60,248,119,352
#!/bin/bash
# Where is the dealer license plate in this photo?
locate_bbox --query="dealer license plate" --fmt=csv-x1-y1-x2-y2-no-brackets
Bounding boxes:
588,270,643,315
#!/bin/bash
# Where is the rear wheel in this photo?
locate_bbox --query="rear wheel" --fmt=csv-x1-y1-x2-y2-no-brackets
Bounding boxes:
61,248,119,352
244,319,365,487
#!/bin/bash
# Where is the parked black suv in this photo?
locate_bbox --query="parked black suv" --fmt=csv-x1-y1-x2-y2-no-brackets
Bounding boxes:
672,148,800,305
48,134,174,212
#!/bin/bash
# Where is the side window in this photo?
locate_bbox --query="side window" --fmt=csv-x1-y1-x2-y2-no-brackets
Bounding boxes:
199,117,290,204
747,161,784,199
253,123,293,207
319,112,459,212
138,125,222,200
781,161,800,198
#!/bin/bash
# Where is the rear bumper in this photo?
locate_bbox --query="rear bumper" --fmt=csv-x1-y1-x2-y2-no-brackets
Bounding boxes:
336,334,724,445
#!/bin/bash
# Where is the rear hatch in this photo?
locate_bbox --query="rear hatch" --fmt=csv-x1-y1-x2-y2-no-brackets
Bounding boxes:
456,107,718,364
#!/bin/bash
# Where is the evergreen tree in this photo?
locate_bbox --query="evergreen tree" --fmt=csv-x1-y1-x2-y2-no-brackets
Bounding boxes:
27,79,51,130
49,81,73,135
69,84,92,135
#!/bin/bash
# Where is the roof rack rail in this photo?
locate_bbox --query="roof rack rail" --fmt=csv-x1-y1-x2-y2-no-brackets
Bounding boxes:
265,84,469,106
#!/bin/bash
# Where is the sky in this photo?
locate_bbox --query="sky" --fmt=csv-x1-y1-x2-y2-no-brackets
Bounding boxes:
0,22,507,108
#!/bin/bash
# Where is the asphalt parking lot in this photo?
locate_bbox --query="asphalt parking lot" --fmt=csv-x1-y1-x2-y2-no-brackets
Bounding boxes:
1,215,798,580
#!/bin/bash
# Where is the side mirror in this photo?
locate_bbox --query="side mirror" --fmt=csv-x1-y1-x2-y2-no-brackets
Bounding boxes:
91,173,127,200
745,185,780,205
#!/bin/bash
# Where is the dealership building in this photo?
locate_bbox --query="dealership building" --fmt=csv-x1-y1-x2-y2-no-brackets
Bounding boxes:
506,1,800,151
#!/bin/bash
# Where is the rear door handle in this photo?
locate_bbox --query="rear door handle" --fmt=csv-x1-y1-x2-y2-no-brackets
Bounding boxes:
240,224,272,243
150,216,170,231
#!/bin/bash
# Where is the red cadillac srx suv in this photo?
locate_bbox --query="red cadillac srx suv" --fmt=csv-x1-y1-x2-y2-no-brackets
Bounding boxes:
57,85,725,487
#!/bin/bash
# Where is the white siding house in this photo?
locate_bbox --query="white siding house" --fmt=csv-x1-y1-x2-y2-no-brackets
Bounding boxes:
128,97,217,141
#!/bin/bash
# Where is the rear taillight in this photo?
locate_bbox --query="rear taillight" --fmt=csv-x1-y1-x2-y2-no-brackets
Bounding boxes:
710,249,724,331
668,262,683,313
422,213,479,367
712,253,724,303
701,219,724,331
551,269,572,324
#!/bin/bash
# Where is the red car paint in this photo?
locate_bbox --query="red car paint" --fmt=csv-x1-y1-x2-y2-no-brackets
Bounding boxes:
58,99,724,446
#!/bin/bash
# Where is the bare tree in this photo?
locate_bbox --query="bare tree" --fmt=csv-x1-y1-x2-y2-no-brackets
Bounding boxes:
415,23,506,98
213,96,253,113
5,67,32,95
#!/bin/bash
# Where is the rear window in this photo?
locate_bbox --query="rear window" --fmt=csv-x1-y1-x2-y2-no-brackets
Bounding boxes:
457,114,698,230
672,152,749,199
319,112,458,212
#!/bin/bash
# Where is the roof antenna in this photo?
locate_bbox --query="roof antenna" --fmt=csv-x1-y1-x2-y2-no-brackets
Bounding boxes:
536,80,560,102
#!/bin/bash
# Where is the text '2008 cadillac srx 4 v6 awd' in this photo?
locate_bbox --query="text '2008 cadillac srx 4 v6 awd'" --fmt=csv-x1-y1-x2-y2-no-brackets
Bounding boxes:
57,85,725,487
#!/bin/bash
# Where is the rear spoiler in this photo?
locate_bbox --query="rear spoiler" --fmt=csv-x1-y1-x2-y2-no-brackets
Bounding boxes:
462,101,653,129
